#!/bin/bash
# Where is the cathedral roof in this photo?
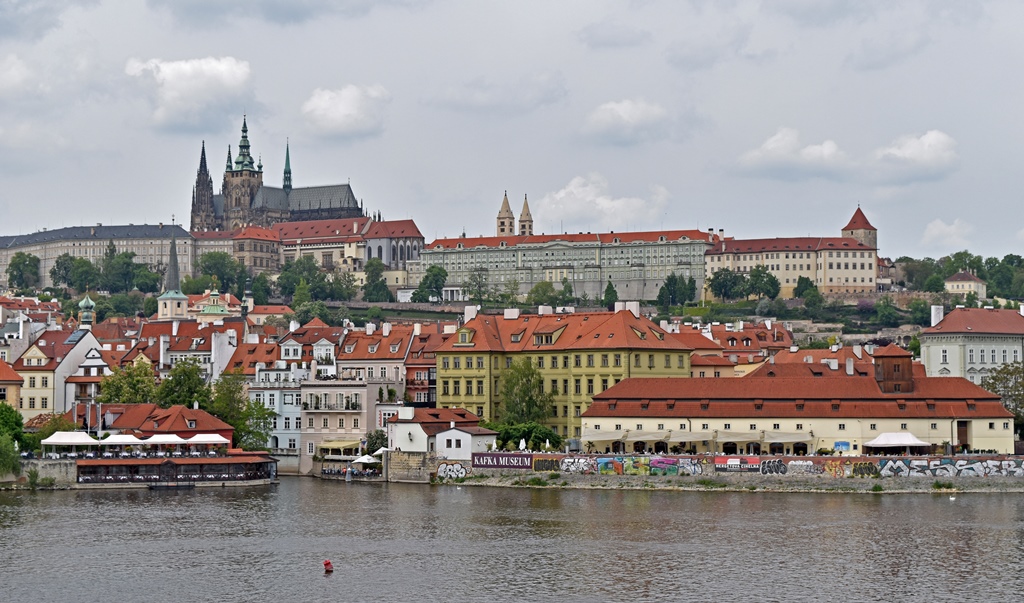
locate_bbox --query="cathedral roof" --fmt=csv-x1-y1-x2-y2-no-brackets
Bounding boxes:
0,224,190,249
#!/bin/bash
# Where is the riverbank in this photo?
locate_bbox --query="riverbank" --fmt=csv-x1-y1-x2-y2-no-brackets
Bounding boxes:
445,469,1024,494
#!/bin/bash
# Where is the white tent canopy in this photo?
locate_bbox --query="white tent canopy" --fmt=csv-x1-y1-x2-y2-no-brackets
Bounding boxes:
371,447,390,457
41,431,99,446
186,434,230,445
865,432,930,447
100,434,143,446
143,434,187,445
352,455,379,464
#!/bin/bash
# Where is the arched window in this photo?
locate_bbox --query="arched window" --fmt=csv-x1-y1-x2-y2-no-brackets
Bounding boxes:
367,247,372,259
377,245,383,259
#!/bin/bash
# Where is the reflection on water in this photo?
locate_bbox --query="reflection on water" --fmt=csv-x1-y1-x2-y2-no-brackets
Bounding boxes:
2,479,1024,601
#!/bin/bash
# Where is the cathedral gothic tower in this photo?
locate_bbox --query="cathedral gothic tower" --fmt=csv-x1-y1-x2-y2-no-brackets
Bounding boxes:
496,191,515,236
222,116,265,230
518,194,533,236
190,142,216,232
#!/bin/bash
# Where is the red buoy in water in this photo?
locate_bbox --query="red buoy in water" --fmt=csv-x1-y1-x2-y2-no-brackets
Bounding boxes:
323,560,334,573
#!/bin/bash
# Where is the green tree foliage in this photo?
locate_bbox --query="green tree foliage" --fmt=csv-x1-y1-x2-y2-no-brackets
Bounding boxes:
498,358,553,424
143,296,158,317
0,434,20,477
0,403,25,447
964,291,979,308
463,267,489,305
603,280,619,308
707,268,747,301
180,274,215,295
875,296,901,327
278,256,329,299
251,272,273,306
288,301,346,326
97,363,157,406
526,280,558,306
365,429,387,454
69,258,101,292
50,253,76,289
206,370,274,450
481,421,563,451
329,271,357,301
418,265,448,303
156,358,211,409
982,361,1024,436
361,258,394,302
793,275,816,299
923,274,945,292
108,292,145,317
746,265,781,300
292,278,312,306
197,252,247,295
907,299,932,326
22,415,78,453
6,251,40,289
557,277,576,306
656,273,697,308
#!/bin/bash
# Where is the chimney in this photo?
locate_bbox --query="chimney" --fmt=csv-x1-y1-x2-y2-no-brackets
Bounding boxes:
853,345,862,359
625,301,640,318
804,355,812,363
366,323,376,336
193,401,199,410
828,359,839,371
464,305,478,323
789,345,798,353
538,305,553,315
931,305,945,327
159,334,170,368
172,320,179,336
614,301,626,313
413,323,422,336
503,308,520,320
382,322,392,337
450,420,455,428
846,358,854,376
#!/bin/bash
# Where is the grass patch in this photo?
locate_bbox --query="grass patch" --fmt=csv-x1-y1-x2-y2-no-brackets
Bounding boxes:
932,480,955,490
548,472,561,480
746,485,757,491
696,478,727,489
870,484,884,493
524,477,548,487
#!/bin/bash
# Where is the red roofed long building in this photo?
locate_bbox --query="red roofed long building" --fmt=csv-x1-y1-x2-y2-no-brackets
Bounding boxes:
583,347,1013,455
411,193,715,301
705,208,879,298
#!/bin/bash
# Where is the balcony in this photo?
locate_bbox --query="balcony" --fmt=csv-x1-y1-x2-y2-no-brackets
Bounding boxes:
302,401,362,412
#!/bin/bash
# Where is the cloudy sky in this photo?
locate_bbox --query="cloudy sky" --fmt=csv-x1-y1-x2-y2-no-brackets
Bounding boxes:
0,1,1020,259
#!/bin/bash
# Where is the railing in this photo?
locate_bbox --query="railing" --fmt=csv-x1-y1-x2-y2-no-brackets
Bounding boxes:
302,402,361,411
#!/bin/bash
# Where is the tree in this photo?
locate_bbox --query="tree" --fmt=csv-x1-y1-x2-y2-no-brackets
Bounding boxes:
292,278,312,306
208,370,274,450
499,357,553,424
23,415,77,453
251,272,273,305
557,277,575,306
362,258,394,302
96,362,157,406
707,268,746,301
464,267,489,305
365,429,387,454
982,361,1024,436
156,358,211,409
526,281,558,306
907,299,932,326
419,265,448,303
6,251,40,289
500,278,520,306
603,280,619,309
481,420,562,451
144,296,158,317
69,258,101,292
803,287,824,313
50,253,76,289
0,434,20,477
329,271,357,301
964,291,979,308
278,256,327,299
180,274,215,295
793,276,816,299
923,274,945,293
0,403,24,447
747,265,780,300
875,296,901,327
197,252,245,294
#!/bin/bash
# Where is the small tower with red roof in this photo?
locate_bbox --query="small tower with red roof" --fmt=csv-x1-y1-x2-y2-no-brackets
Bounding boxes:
842,207,877,249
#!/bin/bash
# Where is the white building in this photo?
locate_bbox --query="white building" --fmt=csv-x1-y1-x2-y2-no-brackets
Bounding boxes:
920,306,1024,383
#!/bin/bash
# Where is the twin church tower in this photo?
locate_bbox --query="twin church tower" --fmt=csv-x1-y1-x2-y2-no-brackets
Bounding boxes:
496,191,533,237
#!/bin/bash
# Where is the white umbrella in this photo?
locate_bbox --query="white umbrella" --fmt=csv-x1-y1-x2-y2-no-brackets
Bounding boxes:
519,438,527,451
352,455,379,464
545,439,550,450
371,447,389,457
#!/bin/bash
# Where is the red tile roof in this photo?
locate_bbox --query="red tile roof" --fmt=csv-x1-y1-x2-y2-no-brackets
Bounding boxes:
365,219,423,239
251,305,293,315
108,403,233,436
191,230,235,240
707,236,874,254
234,226,280,242
0,359,24,384
427,229,714,250
945,271,985,283
226,343,280,375
690,354,736,367
842,207,876,231
274,217,372,244
921,307,1024,336
339,326,413,361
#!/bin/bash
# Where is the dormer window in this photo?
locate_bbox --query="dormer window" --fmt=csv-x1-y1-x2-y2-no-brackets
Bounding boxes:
368,344,378,354
187,420,196,428
390,344,399,353
345,344,355,353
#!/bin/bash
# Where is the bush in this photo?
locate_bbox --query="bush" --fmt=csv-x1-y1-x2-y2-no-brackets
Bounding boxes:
548,472,560,480
524,477,548,487
26,467,39,490
870,484,884,492
932,480,955,491
696,478,727,488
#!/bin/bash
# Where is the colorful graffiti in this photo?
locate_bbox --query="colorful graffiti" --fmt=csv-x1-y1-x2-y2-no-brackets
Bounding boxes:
879,458,1024,478
560,457,598,475
436,462,469,479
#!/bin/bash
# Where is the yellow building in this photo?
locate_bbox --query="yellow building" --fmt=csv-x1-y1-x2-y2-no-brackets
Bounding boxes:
434,305,693,441
944,271,987,301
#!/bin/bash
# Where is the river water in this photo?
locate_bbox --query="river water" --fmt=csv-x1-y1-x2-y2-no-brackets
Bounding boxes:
2,478,1023,602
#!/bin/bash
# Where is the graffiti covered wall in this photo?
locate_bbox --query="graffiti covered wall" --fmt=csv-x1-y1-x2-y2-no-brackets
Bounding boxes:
463,454,1024,479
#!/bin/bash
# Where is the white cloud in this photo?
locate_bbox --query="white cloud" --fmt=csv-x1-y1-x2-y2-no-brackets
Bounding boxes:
428,72,567,114
921,218,973,250
536,174,670,234
0,54,32,96
869,130,958,184
845,30,930,71
737,127,851,181
301,84,391,139
582,98,671,146
577,22,651,49
125,56,253,131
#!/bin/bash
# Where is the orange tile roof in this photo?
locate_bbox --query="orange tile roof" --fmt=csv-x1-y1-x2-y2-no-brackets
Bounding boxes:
842,207,876,231
0,359,24,383
274,217,372,243
234,226,280,242
434,310,692,354
339,326,414,361
191,230,235,240
945,271,985,283
746,362,872,378
427,229,714,250
365,219,423,239
690,354,735,367
921,307,1024,336
226,343,280,375
707,236,874,254
108,403,233,434
251,305,293,314
667,330,723,351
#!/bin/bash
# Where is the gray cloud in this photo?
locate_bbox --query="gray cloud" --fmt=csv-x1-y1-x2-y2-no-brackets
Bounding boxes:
577,22,652,49
146,0,428,28
427,72,568,114
845,30,931,71
0,0,96,41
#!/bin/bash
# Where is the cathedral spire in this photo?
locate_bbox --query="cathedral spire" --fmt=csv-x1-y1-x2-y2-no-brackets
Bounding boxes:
283,140,292,192
496,190,515,236
519,194,533,236
165,232,180,292
235,115,255,171
226,145,232,171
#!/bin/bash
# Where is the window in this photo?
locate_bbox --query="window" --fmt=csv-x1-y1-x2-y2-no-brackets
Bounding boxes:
353,419,359,429
941,349,947,364
455,440,462,449
574,379,581,395
574,355,582,367
587,354,594,367
551,356,558,369
307,417,314,428
614,354,621,367
477,357,485,369
537,357,544,368
29,377,36,388
900,423,908,430
634,354,641,368
40,397,47,409
288,438,296,449
989,422,996,430
838,423,846,430
453,381,460,396
795,424,803,430
614,424,622,431
969,349,974,363
772,423,780,430
338,418,345,429
600,378,608,392
574,406,581,417
28,397,35,409
453,357,461,369
476,406,483,417
870,423,877,430
601,354,609,367
477,380,484,395
723,423,731,430
442,380,449,395
41,377,48,388
701,423,709,430
446,439,453,448
284,417,291,429
562,405,569,417
442,357,450,369
931,423,938,430
562,380,569,395
586,379,594,395
322,417,329,428
1005,422,1011,430
307,442,314,455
